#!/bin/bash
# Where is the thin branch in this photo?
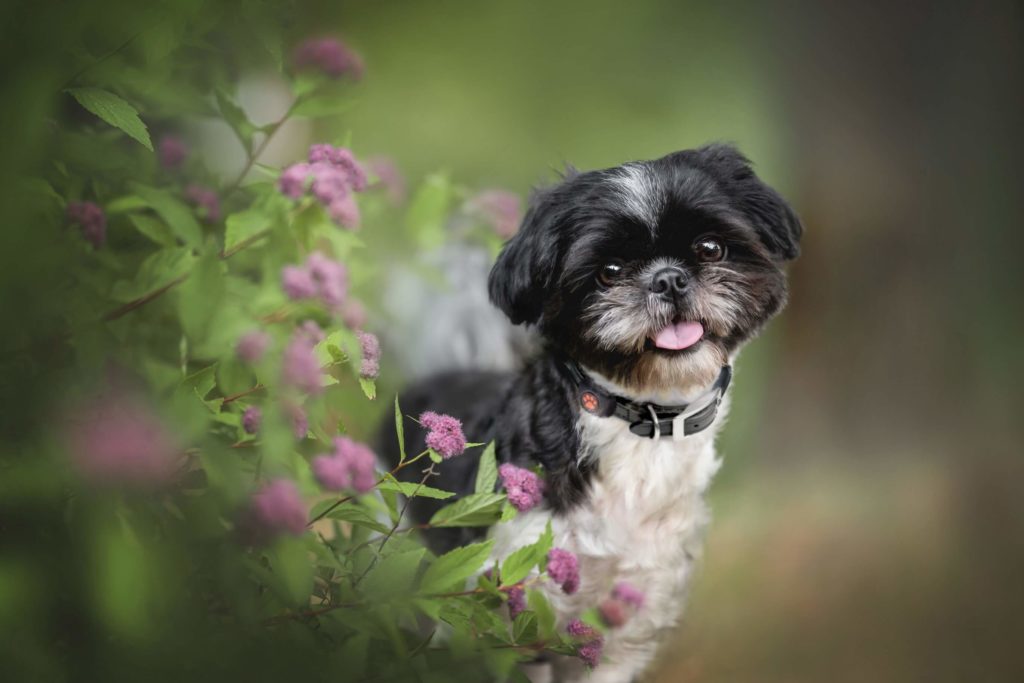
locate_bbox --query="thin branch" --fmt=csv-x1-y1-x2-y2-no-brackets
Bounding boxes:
221,384,265,404
306,449,431,526
101,273,189,321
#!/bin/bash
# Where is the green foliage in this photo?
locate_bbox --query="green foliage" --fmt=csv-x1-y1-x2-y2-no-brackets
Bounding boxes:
0,6,572,681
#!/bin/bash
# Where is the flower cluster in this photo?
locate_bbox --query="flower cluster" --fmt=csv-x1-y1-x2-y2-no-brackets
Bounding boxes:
64,391,180,486
597,581,645,628
287,402,308,439
467,189,522,239
312,436,377,493
242,406,262,434
282,333,323,395
248,479,307,537
419,411,467,459
184,184,221,223
281,251,348,312
158,135,187,170
279,144,367,229
547,548,580,594
566,619,604,669
506,584,526,618
498,463,544,511
292,37,364,80
358,331,380,379
66,200,106,248
236,330,270,364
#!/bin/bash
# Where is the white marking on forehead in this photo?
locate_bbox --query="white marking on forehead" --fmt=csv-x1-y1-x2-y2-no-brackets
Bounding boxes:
610,164,663,228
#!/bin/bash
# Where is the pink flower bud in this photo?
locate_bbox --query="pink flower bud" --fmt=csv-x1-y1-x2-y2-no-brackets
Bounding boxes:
419,411,467,459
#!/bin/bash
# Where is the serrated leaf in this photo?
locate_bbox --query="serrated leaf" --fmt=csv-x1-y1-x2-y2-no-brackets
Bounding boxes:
376,480,454,500
215,89,256,150
224,207,269,253
404,173,451,248
110,247,195,302
394,396,407,464
361,548,425,600
292,88,356,118
429,493,506,528
130,183,202,246
358,377,376,400
528,590,557,641
500,522,553,585
66,87,152,150
267,537,313,606
475,442,498,494
129,214,176,247
419,540,494,594
512,611,538,644
177,245,225,344
107,195,149,214
323,504,389,534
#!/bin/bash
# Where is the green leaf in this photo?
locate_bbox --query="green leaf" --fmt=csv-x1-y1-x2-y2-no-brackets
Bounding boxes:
500,522,553,585
376,480,454,501
429,449,443,464
129,214,177,247
66,87,152,150
512,611,538,644
419,540,494,594
267,537,314,606
224,207,269,253
109,247,195,302
361,548,426,600
358,376,376,400
177,245,225,344
429,493,506,528
215,89,256,151
107,195,149,214
130,183,203,246
475,442,498,494
394,396,407,464
404,173,452,248
292,90,356,118
528,590,557,641
323,504,389,534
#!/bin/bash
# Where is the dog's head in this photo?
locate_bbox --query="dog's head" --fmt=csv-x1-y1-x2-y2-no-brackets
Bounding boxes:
488,144,802,393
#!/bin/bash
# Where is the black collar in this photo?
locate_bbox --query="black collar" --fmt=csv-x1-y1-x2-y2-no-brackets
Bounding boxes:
560,360,732,439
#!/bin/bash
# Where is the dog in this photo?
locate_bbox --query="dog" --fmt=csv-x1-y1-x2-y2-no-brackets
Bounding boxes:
382,143,802,682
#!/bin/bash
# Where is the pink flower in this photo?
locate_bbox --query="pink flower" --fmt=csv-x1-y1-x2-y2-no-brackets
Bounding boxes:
249,479,307,536
64,392,179,486
419,411,467,459
367,156,406,204
566,619,604,668
498,463,544,511
158,135,187,170
279,162,311,199
184,184,221,223
467,190,522,239
611,582,645,609
358,331,380,379
506,585,526,618
341,299,367,329
597,598,629,628
282,265,318,300
547,548,580,595
282,335,323,394
312,436,377,493
306,251,348,310
309,162,352,204
242,405,262,434
236,330,270,364
327,193,360,229
297,320,325,344
288,403,308,439
66,200,106,248
292,37,364,80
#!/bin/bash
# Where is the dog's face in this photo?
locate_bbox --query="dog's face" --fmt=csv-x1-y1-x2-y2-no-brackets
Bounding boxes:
489,144,802,393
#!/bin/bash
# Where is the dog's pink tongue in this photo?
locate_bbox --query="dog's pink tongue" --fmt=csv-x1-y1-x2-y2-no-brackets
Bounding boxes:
652,321,704,350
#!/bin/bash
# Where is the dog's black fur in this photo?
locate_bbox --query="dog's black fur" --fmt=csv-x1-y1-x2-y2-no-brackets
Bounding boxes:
380,144,801,553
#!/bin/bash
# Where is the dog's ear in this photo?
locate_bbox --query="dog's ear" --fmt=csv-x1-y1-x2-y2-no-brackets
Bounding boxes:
488,184,565,325
693,143,803,261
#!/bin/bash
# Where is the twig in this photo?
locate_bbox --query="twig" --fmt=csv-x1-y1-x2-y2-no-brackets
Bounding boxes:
306,449,431,526
101,274,189,321
221,384,265,404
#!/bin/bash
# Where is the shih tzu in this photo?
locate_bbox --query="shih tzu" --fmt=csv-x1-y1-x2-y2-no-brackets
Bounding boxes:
382,143,802,682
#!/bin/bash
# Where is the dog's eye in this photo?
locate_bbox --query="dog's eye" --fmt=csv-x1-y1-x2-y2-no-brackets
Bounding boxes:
597,263,624,286
693,237,725,263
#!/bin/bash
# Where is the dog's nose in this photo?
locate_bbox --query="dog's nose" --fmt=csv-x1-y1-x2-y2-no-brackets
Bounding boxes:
650,267,688,300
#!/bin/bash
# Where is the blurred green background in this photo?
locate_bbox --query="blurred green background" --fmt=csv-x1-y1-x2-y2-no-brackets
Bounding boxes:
2,0,1022,681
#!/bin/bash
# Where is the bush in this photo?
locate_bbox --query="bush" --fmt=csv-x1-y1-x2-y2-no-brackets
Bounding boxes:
0,6,595,682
